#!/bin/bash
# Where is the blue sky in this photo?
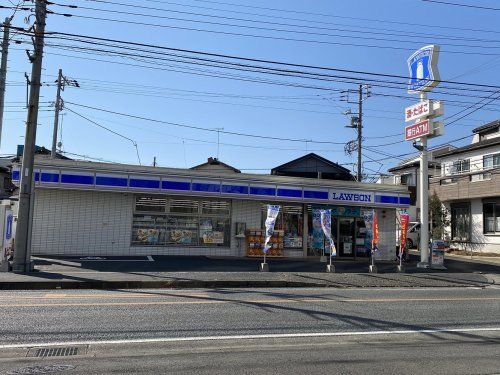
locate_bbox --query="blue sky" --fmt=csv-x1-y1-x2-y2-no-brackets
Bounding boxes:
1,0,499,178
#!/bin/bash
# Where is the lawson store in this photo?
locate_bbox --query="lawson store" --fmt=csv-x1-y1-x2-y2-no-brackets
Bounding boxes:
12,158,410,260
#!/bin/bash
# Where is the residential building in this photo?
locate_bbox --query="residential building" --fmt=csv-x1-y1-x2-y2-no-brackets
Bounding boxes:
191,157,241,173
379,145,454,223
271,153,355,181
430,119,500,253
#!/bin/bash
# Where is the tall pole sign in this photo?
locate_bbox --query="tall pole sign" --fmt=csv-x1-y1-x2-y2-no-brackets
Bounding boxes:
405,45,444,269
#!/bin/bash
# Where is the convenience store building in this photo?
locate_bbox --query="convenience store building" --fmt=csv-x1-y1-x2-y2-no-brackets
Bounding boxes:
12,157,410,260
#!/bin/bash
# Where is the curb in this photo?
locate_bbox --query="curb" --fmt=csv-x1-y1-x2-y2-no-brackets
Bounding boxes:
0,277,494,290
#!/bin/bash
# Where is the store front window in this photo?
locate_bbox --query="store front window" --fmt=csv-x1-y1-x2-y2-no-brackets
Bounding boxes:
261,204,303,249
132,195,230,247
307,205,370,258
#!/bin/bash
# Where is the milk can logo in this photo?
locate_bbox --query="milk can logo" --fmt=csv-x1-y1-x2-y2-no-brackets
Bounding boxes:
407,45,440,93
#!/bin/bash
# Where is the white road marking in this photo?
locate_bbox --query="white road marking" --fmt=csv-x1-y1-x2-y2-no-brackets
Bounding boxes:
147,255,154,262
0,327,499,349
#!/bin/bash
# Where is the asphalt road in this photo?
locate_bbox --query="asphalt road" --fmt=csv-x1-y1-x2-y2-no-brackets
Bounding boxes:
1,287,499,374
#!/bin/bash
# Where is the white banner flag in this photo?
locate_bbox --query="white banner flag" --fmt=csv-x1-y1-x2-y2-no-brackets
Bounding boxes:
263,205,280,254
319,209,336,257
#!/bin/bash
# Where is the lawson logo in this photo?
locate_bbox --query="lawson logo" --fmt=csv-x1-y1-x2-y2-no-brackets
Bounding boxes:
331,190,372,203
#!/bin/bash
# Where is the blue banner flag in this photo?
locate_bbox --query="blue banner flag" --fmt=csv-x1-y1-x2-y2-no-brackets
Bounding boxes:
319,209,336,257
263,205,280,254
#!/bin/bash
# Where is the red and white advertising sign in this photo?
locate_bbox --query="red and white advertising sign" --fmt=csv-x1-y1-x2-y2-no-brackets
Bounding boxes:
399,213,410,256
405,120,430,141
405,100,430,122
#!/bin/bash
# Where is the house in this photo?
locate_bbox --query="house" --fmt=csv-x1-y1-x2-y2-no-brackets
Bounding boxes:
191,157,241,173
379,145,455,223
430,119,500,253
271,153,355,181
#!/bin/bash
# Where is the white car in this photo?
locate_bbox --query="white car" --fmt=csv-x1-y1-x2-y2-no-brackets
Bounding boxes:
406,222,420,249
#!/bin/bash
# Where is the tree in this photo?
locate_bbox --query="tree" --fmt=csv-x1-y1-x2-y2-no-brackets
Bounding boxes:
429,192,449,240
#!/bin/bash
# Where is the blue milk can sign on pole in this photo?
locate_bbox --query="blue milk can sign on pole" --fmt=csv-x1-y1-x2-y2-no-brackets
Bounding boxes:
2,210,13,263
319,209,336,257
407,45,440,94
263,205,280,263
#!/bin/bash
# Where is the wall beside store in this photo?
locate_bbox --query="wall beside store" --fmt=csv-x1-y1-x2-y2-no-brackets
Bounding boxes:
374,208,397,261
231,199,261,257
32,189,133,256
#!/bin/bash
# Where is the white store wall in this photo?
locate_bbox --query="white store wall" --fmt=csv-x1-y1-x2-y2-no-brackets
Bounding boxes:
31,189,399,258
32,189,133,256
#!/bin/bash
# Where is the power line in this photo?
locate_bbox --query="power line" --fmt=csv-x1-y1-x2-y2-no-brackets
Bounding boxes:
46,9,500,57
9,25,500,92
65,107,142,165
80,0,500,43
64,101,351,145
49,1,500,51
422,0,500,11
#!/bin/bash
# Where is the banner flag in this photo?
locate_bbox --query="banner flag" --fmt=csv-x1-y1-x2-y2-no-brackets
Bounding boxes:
371,209,379,253
263,205,280,254
400,213,410,257
319,209,336,257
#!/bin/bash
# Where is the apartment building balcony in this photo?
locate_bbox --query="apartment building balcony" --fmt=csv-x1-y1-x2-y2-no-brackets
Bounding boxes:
430,167,500,201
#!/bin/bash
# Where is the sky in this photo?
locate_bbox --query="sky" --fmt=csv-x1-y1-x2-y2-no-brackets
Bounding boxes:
1,0,499,179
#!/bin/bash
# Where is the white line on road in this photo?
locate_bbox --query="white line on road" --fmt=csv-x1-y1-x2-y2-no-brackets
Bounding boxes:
1,327,499,349
147,255,154,262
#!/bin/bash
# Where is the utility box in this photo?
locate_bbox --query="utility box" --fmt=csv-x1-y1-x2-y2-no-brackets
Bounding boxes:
0,202,14,271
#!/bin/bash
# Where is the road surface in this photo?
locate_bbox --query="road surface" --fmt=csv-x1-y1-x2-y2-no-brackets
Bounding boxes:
1,287,499,374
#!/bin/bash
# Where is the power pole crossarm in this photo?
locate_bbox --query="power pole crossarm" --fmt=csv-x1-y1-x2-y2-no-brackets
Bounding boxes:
0,17,10,150
13,0,47,273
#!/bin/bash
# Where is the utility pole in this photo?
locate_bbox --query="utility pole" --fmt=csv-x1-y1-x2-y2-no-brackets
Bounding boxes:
51,69,78,158
0,17,10,150
357,84,363,183
51,69,63,158
12,0,47,273
341,85,370,182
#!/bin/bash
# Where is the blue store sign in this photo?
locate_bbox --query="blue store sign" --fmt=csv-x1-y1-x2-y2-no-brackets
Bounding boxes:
407,45,440,93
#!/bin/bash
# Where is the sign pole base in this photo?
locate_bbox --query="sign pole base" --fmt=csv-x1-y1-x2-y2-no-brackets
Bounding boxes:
396,264,404,273
326,262,335,273
417,262,430,269
260,263,269,272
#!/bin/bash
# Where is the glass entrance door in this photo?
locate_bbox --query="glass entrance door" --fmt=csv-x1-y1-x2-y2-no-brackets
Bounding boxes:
338,218,355,257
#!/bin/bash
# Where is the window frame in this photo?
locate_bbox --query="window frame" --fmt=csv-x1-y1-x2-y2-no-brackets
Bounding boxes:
483,201,500,235
452,159,470,174
450,202,471,241
483,152,500,169
132,195,231,247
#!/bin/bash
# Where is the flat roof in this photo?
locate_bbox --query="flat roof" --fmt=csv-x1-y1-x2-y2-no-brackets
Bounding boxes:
20,157,407,194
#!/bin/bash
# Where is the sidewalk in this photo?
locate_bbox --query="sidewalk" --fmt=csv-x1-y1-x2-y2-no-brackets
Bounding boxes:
0,255,498,290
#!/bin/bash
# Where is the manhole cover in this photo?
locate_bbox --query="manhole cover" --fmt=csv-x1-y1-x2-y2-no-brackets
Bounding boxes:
7,364,75,374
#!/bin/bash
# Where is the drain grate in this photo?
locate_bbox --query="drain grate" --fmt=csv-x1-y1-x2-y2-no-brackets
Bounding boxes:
34,347,79,358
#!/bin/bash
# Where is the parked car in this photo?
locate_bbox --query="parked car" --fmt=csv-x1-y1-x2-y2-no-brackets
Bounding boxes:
406,222,420,249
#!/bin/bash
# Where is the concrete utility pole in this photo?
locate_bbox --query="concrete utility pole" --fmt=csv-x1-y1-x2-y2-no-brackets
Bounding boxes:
51,68,63,158
12,0,47,273
357,84,363,183
0,17,10,150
